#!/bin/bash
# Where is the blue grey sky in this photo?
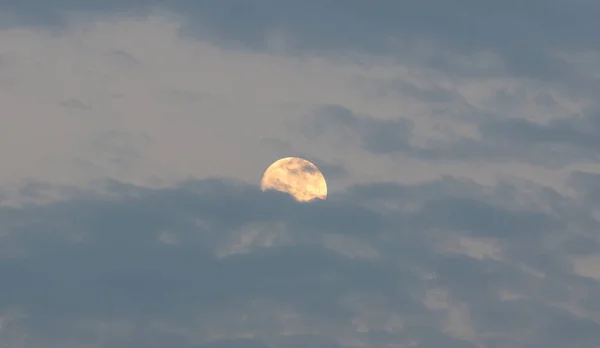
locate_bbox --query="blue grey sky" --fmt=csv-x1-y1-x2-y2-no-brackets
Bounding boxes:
1,1,600,347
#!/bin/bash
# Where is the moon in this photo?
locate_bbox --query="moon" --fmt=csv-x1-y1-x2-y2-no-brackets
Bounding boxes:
260,157,327,202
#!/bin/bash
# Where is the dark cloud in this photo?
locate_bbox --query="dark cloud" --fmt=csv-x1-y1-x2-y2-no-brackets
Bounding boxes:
1,176,599,346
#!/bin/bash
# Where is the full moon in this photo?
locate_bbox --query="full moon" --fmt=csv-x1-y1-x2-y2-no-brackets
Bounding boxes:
260,157,327,202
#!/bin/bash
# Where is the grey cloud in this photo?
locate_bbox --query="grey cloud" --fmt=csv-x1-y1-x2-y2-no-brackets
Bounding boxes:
1,176,599,346
362,78,466,105
87,130,153,170
111,49,141,67
478,107,600,150
449,106,600,166
567,170,600,206
3,3,600,347
274,335,343,348
5,0,599,86
301,104,600,167
298,104,413,155
59,98,91,111
200,339,270,348
257,137,348,180
295,156,348,180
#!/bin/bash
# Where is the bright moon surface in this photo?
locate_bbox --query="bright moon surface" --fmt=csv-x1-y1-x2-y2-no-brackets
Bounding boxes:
260,157,327,202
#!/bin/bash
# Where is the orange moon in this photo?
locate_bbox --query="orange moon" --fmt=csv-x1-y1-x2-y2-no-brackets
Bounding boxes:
260,157,327,202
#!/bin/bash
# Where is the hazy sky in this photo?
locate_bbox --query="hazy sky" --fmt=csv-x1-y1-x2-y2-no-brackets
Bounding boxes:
1,1,600,347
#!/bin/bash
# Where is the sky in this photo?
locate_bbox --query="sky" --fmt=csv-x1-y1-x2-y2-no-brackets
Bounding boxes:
1,1,600,347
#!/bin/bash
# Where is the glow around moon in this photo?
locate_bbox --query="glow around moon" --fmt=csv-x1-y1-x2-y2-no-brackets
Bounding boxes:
260,157,327,202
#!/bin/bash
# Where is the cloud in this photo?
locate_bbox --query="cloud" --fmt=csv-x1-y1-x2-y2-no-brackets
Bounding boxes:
2,5,599,192
297,103,600,168
1,2,600,347
568,170,600,207
1,176,600,347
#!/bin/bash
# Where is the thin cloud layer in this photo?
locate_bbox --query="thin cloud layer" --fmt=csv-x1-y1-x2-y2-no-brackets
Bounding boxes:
1,2,600,348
